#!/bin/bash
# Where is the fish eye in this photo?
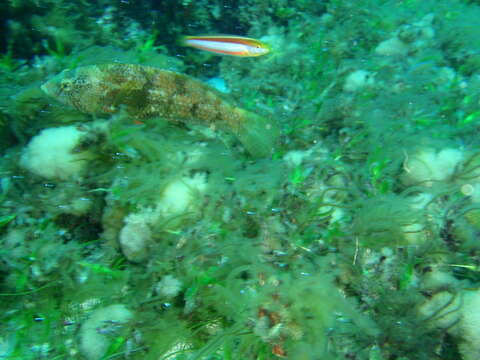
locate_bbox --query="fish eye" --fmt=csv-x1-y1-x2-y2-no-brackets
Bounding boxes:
58,81,72,95
60,82,70,90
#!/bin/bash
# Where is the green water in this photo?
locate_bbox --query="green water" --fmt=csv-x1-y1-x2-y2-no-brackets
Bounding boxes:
1,0,480,359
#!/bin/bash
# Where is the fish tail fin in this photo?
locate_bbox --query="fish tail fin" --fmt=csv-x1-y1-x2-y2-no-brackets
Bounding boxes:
234,110,279,158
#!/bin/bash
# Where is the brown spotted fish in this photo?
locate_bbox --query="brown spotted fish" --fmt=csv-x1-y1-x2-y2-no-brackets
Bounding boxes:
41,63,278,157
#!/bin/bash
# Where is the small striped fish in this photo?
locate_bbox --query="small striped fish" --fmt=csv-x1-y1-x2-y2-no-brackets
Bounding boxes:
181,35,270,57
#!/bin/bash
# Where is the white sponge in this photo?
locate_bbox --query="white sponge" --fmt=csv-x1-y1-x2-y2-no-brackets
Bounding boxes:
119,210,153,262
419,288,480,360
157,173,208,217
343,70,375,92
20,126,91,180
403,148,463,186
458,289,480,360
79,304,133,360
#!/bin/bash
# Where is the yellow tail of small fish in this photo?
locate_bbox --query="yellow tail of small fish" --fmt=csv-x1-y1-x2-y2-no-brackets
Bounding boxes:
234,110,279,158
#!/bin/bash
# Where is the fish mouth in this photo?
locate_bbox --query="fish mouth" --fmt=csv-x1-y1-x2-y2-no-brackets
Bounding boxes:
40,81,55,97
40,82,48,93
41,79,65,100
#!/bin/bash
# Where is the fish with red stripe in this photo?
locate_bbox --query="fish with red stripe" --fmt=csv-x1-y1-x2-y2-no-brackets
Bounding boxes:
181,35,270,57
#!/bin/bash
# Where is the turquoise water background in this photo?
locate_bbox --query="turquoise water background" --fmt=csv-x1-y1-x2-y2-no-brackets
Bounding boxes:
1,1,480,359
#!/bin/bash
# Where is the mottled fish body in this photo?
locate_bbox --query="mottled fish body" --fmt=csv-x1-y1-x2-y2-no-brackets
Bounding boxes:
41,64,277,157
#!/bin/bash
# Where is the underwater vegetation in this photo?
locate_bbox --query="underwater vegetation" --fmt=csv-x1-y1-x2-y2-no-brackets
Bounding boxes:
2,0,480,359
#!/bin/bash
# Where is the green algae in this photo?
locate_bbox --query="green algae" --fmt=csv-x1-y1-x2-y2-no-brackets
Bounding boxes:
2,0,480,359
